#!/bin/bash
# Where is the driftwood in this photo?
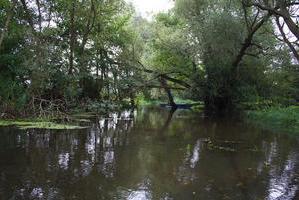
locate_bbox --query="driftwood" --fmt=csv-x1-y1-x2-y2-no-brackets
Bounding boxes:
29,97,68,118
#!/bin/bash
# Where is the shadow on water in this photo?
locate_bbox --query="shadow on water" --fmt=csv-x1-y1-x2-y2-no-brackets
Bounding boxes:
0,107,298,200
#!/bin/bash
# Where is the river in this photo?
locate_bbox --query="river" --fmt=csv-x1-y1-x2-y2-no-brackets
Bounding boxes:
0,107,298,199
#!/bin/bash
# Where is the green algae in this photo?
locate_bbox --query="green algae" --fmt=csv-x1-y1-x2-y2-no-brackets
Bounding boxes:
0,120,87,130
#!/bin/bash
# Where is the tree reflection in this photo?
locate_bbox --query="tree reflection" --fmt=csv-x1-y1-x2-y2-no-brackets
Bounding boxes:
160,108,177,133
176,139,202,184
0,108,299,200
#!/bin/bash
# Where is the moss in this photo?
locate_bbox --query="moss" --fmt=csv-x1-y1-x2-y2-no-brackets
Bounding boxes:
246,106,299,135
0,120,87,130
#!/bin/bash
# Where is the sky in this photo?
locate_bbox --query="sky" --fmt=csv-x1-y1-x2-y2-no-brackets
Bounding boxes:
126,0,174,20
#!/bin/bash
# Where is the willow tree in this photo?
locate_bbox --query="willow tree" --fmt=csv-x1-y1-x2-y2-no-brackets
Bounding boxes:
175,0,290,112
245,0,299,62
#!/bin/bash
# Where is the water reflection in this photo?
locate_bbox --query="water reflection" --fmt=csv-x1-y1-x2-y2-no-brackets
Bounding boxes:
125,179,152,200
58,153,70,170
0,107,298,200
176,139,203,185
190,139,202,169
267,152,298,200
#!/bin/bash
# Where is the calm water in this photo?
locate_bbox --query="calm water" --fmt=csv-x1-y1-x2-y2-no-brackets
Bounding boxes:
0,107,298,200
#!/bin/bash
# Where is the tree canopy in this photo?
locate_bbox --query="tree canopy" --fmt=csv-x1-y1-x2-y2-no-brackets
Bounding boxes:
0,0,298,116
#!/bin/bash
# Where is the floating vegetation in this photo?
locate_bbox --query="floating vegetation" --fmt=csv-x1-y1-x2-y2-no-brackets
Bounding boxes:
205,138,237,152
221,140,243,144
0,120,87,130
208,145,237,152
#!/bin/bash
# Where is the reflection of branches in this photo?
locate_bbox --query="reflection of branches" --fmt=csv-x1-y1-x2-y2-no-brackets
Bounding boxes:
160,108,177,133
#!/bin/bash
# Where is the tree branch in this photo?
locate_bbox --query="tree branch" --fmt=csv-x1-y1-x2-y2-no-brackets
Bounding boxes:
276,16,299,62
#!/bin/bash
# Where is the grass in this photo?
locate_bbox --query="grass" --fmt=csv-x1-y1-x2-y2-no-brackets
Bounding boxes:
0,120,87,130
246,106,299,135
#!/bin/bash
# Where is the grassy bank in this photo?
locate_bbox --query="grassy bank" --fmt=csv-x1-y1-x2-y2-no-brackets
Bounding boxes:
0,100,129,130
246,106,299,135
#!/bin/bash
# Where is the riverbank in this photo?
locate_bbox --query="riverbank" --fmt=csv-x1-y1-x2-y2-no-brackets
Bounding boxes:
0,100,131,130
0,112,96,130
246,106,299,135
2,100,298,133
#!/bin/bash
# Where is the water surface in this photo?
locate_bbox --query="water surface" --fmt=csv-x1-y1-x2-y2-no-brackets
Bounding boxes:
0,107,298,200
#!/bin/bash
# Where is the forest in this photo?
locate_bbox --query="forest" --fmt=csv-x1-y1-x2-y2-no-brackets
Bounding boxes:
1,1,299,199
0,0,298,130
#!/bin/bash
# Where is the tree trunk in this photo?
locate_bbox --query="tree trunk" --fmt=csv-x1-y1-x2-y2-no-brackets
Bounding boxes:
280,6,299,40
68,0,76,75
232,14,270,73
276,17,299,63
160,76,177,108
206,13,270,114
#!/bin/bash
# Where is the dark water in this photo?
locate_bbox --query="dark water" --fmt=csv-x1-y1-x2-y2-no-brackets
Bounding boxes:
0,107,299,200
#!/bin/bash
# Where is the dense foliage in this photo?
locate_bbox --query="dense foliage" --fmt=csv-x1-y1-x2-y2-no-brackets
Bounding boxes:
174,0,299,112
246,106,299,134
0,0,298,117
0,0,141,117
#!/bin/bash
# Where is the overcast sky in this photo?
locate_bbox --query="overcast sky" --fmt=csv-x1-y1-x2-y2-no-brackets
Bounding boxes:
126,0,174,19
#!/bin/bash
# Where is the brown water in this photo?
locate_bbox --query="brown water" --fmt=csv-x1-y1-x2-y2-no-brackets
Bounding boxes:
0,107,298,200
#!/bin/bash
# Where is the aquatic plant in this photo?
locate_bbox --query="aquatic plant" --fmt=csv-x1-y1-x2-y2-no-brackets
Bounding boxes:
0,120,87,130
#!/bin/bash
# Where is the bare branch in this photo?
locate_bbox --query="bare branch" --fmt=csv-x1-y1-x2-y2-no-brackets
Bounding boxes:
275,16,299,62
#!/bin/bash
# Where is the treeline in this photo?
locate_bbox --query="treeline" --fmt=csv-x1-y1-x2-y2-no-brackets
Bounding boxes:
140,0,299,112
0,0,144,117
0,0,298,117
